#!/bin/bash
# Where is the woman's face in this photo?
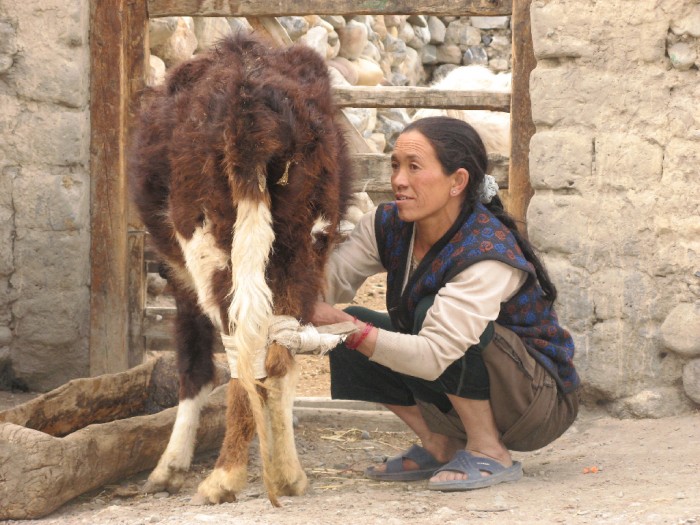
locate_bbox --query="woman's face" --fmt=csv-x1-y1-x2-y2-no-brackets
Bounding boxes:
390,130,463,226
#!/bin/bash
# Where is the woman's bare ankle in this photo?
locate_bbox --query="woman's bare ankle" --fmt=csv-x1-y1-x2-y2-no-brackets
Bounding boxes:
421,434,465,463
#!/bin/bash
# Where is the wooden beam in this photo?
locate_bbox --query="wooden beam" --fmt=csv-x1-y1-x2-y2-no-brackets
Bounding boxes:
508,0,536,237
126,0,149,368
333,86,511,111
148,0,512,18
352,153,509,194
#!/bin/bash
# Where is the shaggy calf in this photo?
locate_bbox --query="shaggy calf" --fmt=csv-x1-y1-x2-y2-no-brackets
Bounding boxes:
129,34,353,505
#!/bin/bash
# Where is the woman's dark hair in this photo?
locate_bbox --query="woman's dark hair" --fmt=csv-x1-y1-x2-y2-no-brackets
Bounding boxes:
402,116,558,303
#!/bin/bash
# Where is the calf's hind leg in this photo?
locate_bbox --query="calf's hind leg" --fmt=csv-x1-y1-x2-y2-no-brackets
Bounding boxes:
194,378,256,504
144,290,217,494
265,343,308,496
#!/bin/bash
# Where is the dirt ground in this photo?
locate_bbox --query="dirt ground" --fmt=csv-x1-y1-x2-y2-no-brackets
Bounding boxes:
2,275,700,524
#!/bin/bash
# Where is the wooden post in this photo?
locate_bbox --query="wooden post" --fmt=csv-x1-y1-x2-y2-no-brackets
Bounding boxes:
126,1,149,367
509,0,536,237
89,0,148,375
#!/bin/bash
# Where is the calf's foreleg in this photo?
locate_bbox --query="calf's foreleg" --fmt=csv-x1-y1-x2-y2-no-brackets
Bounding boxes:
144,291,216,494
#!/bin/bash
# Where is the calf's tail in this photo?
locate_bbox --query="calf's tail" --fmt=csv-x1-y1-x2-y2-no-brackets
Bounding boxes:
225,182,280,506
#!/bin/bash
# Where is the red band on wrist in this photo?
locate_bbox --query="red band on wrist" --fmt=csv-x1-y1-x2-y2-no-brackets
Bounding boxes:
346,322,374,350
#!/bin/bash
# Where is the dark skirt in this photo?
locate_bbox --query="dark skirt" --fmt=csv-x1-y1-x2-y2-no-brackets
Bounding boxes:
328,295,579,452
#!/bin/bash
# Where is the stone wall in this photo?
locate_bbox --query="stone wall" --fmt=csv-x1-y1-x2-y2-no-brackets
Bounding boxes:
528,0,700,417
0,0,91,391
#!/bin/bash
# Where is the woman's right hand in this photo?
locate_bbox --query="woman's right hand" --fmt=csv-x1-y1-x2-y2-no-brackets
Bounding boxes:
309,301,354,327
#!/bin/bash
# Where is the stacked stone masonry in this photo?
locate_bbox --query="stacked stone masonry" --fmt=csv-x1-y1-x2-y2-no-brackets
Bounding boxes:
0,0,91,391
528,0,699,417
0,2,697,417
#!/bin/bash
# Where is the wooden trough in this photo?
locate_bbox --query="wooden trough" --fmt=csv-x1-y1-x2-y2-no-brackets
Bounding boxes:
0,353,229,520
0,352,405,520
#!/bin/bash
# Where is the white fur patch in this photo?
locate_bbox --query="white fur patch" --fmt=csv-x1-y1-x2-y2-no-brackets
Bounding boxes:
226,198,275,378
153,384,213,473
175,217,229,331
311,215,331,244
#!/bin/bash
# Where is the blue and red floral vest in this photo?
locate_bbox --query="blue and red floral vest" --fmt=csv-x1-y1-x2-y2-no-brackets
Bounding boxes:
375,202,580,394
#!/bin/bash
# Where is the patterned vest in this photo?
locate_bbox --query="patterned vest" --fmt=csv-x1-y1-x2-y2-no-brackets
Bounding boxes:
375,202,580,394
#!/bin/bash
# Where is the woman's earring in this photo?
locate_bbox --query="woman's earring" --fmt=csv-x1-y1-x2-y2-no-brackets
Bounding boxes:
451,189,457,195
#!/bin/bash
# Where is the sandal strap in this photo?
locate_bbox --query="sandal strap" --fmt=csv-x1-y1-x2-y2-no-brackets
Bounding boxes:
433,450,505,478
384,444,442,474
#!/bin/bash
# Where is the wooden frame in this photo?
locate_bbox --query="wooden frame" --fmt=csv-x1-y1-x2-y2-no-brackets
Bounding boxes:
89,0,535,371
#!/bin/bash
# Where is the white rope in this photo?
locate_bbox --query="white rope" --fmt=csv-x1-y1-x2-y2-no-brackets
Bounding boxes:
268,315,355,356
220,333,267,379
220,317,357,378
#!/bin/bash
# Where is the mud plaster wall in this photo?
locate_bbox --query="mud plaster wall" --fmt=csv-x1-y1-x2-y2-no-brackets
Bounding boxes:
529,0,700,416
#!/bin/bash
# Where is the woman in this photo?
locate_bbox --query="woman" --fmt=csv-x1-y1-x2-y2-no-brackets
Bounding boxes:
310,116,579,491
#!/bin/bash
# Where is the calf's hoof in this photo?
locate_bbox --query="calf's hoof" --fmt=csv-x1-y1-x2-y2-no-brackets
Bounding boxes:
143,468,186,494
194,466,247,505
275,469,309,497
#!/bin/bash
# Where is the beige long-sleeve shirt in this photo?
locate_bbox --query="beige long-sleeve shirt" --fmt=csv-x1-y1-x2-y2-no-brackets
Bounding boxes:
324,209,528,381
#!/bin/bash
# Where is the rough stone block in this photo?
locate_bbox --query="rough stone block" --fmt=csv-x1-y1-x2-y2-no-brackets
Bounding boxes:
10,229,90,296
663,138,700,184
531,67,670,131
527,194,588,255
0,327,10,346
13,49,88,109
683,359,700,404
529,131,593,190
671,4,700,37
531,1,595,59
12,107,89,166
10,338,89,391
660,303,700,358
193,17,232,53
590,269,658,323
445,19,481,48
0,278,13,325
588,1,669,63
12,288,89,346
436,44,462,65
539,257,593,334
0,96,22,162
668,42,697,70
580,321,662,400
594,133,663,190
470,16,509,30
14,167,89,231
420,44,438,65
9,0,88,107
609,387,696,418
11,0,86,45
300,26,329,59
337,19,368,60
426,16,446,44
0,19,17,73
0,211,13,277
0,166,14,276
